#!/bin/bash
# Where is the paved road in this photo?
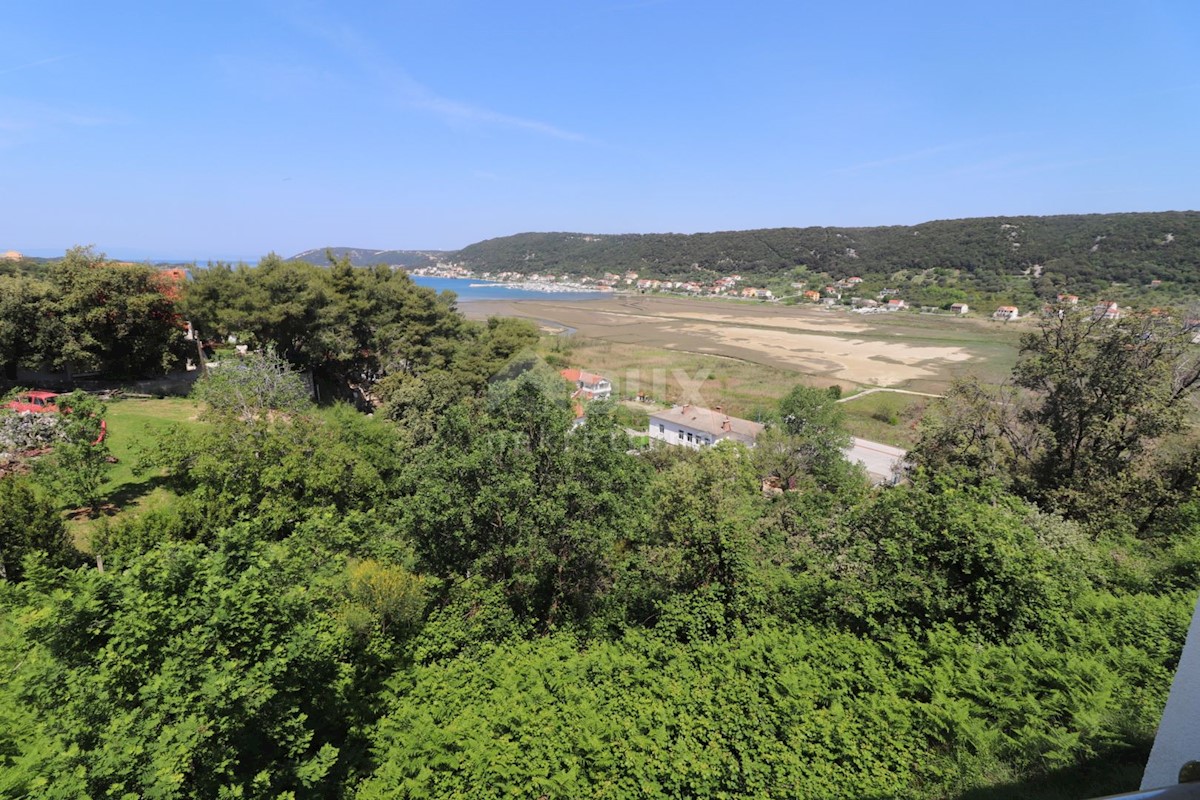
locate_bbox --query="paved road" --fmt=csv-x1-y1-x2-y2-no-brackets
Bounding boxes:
843,437,908,484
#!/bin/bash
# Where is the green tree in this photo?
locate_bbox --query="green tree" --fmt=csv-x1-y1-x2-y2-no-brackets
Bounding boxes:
613,443,764,637
403,367,651,629
193,348,311,421
912,309,1200,527
0,478,75,581
908,378,1025,484
44,246,185,377
141,406,405,541
33,390,111,515
184,255,470,403
814,474,1080,640
1014,309,1200,518
755,383,852,488
0,275,54,378
2,527,411,797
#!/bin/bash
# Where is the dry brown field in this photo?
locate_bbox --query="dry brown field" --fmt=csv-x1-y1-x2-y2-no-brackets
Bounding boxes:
465,295,1026,421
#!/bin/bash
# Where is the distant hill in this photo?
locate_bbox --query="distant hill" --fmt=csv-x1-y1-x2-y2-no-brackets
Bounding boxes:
449,212,1200,298
289,247,446,269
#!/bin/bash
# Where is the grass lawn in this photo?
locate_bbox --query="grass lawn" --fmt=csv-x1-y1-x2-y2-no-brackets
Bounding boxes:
66,396,205,549
837,391,931,449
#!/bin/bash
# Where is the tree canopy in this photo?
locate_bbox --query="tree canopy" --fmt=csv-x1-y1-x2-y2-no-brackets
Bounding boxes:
912,307,1200,531
2,253,1199,799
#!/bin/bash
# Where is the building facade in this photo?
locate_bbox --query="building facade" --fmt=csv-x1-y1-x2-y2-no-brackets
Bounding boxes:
648,405,764,449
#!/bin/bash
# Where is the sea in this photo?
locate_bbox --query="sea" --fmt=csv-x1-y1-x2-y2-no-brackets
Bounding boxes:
410,275,611,303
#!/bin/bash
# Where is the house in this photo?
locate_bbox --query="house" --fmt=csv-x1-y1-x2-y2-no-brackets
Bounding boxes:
885,298,907,311
1093,301,1122,321
648,404,764,449
560,368,612,400
845,276,863,285
755,288,774,300
993,306,1020,321
802,290,822,302
950,303,969,314
1056,294,1079,305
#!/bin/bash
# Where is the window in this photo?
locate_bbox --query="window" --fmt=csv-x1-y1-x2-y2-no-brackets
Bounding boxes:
678,429,684,439
659,424,665,434
686,432,693,442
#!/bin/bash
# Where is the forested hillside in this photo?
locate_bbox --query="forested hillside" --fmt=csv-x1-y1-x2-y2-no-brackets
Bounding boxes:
453,212,1200,298
290,247,445,269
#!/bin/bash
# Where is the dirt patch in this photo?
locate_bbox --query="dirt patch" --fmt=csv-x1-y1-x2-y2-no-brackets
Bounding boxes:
466,295,997,389
683,325,972,386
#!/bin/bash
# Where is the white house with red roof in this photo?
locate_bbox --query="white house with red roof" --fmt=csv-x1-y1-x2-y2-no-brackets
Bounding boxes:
560,368,612,400
993,306,1020,320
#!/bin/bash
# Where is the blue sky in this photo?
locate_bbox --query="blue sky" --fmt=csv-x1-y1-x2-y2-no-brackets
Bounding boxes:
3,1,1198,261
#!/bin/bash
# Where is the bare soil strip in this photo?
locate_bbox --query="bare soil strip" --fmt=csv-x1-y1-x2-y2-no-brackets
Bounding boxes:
465,296,983,388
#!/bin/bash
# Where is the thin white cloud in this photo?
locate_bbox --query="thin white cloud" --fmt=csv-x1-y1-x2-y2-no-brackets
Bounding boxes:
835,142,973,174
0,55,71,77
946,152,1033,177
282,7,589,143
0,99,123,148
948,154,1109,179
388,69,588,142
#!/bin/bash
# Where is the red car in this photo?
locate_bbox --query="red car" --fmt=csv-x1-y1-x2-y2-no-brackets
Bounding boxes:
2,390,106,444
4,390,60,413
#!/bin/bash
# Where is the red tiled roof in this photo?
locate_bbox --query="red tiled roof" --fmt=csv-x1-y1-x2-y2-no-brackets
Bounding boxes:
560,368,606,385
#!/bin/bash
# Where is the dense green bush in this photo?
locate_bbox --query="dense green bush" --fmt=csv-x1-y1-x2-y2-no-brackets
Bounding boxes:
1,268,1197,799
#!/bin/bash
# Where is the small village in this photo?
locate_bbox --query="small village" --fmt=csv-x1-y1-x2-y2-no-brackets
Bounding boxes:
409,262,1150,323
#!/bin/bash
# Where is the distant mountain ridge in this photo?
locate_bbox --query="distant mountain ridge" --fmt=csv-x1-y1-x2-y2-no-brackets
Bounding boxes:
298,211,1200,299
449,212,1200,287
289,247,446,268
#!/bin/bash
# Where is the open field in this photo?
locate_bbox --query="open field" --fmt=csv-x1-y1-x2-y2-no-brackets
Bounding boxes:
66,397,203,547
468,295,1026,428
550,337,805,420
466,295,1025,397
837,390,932,449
